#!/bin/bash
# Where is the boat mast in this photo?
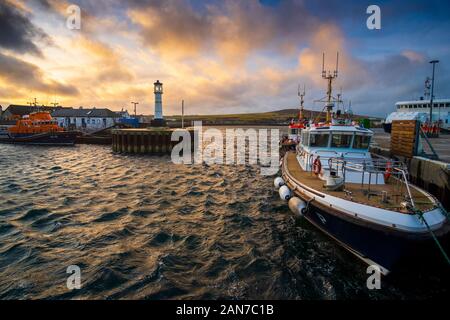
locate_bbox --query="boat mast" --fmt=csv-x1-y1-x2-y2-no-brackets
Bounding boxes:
298,84,305,122
321,52,339,122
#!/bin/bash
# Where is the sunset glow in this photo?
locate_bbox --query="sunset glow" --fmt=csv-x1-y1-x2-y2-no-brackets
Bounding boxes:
1,0,449,116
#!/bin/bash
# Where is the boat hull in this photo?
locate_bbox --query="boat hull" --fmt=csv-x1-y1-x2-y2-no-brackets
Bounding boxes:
281,151,449,274
289,189,449,275
0,131,79,145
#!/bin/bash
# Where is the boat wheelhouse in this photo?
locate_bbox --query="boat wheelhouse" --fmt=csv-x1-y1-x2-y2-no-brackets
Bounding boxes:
287,122,305,142
297,122,372,170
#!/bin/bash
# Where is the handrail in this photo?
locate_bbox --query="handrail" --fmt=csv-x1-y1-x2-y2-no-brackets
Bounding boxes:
328,157,415,208
393,167,415,207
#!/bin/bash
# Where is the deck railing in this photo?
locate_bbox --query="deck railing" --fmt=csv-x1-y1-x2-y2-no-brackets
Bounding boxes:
328,157,415,207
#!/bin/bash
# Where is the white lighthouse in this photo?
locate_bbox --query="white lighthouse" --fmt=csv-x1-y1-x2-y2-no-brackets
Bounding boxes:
154,80,163,118
151,80,166,127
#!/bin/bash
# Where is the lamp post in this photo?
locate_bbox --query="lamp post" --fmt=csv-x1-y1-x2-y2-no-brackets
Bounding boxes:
429,60,439,129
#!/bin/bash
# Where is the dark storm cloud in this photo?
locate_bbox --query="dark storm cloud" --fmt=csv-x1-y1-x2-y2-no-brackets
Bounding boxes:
0,1,51,56
0,52,79,96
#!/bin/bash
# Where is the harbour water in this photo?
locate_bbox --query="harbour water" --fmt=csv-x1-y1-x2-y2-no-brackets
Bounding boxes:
0,128,448,299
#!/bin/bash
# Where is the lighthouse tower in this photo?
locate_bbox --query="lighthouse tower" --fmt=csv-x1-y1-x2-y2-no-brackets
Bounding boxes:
151,80,166,127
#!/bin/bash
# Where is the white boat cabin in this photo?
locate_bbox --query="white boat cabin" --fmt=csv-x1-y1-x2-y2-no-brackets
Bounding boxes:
296,123,388,185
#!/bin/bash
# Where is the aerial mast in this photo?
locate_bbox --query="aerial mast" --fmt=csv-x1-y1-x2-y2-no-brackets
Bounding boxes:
298,84,305,122
321,52,339,122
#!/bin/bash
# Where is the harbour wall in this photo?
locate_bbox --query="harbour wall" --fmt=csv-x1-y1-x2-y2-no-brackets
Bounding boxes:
111,128,195,154
409,157,450,210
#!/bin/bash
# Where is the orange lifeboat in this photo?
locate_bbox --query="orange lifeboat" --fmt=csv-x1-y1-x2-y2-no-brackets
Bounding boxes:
1,111,78,145
8,112,63,135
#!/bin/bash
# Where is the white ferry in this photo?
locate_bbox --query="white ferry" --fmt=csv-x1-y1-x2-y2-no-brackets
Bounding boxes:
383,99,450,133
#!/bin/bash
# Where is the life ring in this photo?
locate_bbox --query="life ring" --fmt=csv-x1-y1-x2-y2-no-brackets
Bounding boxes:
313,157,322,175
384,161,392,181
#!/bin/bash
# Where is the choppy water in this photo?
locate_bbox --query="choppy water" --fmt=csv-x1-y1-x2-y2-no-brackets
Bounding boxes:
0,132,448,299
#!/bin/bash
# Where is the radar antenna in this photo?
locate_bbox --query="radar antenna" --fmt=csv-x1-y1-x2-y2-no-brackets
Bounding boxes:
314,52,339,123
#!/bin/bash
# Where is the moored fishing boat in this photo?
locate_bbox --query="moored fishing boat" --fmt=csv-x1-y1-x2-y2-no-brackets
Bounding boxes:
275,57,450,275
281,86,308,155
0,111,79,145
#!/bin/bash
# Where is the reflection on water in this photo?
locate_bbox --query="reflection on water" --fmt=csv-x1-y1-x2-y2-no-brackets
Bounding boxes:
0,129,448,299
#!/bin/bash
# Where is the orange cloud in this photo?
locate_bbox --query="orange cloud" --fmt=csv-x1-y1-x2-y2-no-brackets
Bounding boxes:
297,23,370,90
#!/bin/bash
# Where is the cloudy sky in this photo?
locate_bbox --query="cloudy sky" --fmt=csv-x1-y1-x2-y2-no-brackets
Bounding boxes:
0,0,449,117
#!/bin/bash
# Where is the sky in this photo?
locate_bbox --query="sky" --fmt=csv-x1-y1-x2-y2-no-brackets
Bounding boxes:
0,0,449,117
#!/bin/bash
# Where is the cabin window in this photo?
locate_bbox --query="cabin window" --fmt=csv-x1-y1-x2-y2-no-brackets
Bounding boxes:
330,132,352,148
301,132,309,146
290,128,298,135
353,134,371,149
309,132,329,147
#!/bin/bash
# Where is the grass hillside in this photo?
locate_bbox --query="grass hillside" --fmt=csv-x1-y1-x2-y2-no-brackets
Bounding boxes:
165,108,377,125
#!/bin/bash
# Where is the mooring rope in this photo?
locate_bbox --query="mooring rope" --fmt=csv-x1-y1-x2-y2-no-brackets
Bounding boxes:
414,208,450,266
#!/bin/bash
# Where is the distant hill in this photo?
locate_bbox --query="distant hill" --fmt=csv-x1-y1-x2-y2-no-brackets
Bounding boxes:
164,108,379,126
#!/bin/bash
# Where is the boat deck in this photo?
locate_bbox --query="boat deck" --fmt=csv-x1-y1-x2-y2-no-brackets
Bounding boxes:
283,152,435,213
